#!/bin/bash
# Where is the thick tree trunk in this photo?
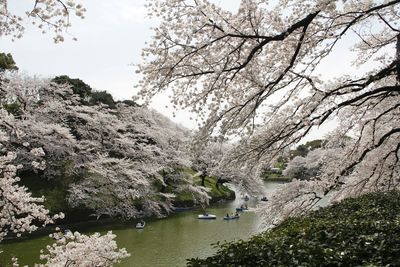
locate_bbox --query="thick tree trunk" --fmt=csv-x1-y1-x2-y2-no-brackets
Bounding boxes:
397,33,400,83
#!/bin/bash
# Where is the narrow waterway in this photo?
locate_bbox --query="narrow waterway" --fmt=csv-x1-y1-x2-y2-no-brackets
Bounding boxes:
0,182,283,266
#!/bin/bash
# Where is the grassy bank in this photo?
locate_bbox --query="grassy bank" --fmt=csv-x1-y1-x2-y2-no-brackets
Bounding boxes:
173,170,235,207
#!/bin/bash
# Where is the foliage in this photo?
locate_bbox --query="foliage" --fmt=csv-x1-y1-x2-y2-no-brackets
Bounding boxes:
289,139,324,159
262,156,288,181
0,145,128,266
0,4,131,265
88,90,116,109
263,171,290,182
39,231,129,267
138,0,400,226
0,91,130,267
52,75,92,102
283,148,338,181
187,190,400,266
19,172,68,213
118,99,139,107
2,102,22,117
191,142,224,186
0,73,209,219
173,174,234,206
198,176,234,202
52,76,123,109
0,0,85,42
0,150,62,243
0,52,18,72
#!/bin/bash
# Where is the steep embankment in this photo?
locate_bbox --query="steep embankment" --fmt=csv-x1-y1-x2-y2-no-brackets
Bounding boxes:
21,169,235,223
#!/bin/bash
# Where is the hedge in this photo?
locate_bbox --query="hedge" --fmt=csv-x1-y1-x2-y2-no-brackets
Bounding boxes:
187,190,400,266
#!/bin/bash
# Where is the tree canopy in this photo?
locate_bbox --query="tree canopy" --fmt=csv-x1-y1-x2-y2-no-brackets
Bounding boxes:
1,73,209,219
52,75,119,108
52,75,92,101
89,90,116,109
138,0,400,225
0,52,18,72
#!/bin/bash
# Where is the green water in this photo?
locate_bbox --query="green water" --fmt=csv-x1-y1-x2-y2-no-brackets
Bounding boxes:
0,182,283,266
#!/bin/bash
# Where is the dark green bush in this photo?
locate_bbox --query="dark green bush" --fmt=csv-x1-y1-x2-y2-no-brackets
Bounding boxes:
0,52,18,71
89,90,116,108
52,75,92,101
187,191,400,266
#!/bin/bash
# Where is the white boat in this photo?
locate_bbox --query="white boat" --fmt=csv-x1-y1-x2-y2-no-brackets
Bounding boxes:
198,214,217,220
135,221,146,229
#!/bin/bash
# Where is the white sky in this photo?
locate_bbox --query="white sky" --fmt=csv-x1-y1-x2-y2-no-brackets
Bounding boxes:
1,1,393,142
0,0,243,129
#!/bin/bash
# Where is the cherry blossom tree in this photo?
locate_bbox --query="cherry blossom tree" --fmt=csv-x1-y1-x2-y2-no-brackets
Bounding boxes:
1,117,129,267
0,75,132,265
283,148,333,180
0,2,131,262
68,105,208,218
0,0,85,42
191,141,224,186
191,141,263,195
0,149,61,243
0,73,80,179
38,231,129,267
1,73,208,220
138,0,400,225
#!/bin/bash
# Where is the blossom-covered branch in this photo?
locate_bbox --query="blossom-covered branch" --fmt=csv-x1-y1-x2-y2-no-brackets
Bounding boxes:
0,0,85,42
138,0,400,225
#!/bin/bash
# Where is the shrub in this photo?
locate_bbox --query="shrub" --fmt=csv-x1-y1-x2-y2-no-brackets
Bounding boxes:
187,191,400,266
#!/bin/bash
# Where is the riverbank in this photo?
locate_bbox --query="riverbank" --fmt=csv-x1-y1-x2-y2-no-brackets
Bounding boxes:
18,170,235,227
174,175,235,207
3,176,235,243
0,187,267,267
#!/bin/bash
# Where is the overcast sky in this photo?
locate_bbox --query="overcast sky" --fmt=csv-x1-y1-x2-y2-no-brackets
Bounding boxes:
1,1,392,140
0,0,246,129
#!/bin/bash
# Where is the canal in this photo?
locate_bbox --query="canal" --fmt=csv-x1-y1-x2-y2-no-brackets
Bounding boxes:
0,181,283,266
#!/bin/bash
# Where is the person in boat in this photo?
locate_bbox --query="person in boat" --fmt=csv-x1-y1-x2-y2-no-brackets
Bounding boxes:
140,220,145,226
226,213,230,218
240,205,243,209
235,212,239,217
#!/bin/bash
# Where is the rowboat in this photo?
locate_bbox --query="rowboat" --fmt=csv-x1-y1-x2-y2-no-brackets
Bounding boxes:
136,221,146,229
198,214,217,219
236,207,249,212
223,214,240,220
